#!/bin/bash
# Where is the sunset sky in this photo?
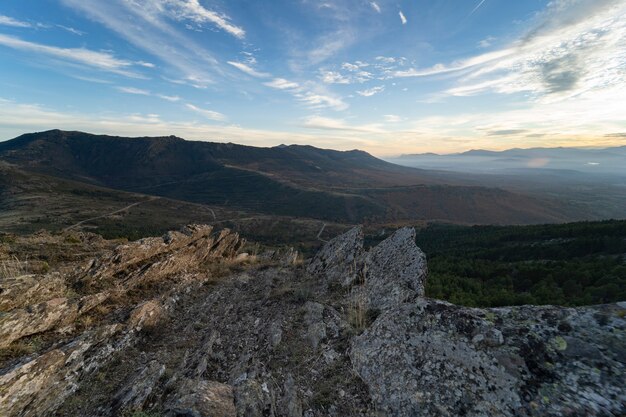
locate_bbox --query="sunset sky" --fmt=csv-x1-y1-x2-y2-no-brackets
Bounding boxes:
0,0,624,156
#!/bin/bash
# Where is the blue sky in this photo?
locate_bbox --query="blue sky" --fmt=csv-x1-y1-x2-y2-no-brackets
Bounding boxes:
0,0,624,155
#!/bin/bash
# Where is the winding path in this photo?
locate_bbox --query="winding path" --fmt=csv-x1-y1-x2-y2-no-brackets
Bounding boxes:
63,198,156,231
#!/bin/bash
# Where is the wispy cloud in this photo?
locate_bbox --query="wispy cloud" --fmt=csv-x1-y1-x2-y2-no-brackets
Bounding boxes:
477,36,495,48
185,103,226,121
116,86,150,95
301,116,383,133
60,0,229,85
227,61,270,78
157,94,181,102
264,78,300,90
162,0,245,39
486,129,528,136
0,33,140,77
370,2,381,13
356,85,384,97
57,25,85,36
264,78,348,111
0,15,32,28
319,70,351,84
116,86,182,103
298,91,348,111
394,48,514,78
384,114,402,123
307,29,356,65
136,61,155,68
399,11,407,25
319,63,372,84
469,0,487,16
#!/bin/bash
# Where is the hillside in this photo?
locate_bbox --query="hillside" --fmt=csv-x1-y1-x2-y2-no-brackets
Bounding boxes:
0,130,584,225
0,162,350,251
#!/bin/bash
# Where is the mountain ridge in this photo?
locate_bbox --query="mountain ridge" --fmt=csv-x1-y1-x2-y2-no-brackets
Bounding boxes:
0,129,592,225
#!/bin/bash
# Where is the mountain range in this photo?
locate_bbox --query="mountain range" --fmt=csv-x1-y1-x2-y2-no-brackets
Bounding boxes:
391,145,626,176
1,130,623,230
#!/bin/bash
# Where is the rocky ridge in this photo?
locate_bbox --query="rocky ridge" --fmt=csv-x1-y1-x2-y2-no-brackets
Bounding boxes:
0,225,624,416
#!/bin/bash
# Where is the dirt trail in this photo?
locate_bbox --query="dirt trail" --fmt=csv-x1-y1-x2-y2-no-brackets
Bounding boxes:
63,198,157,231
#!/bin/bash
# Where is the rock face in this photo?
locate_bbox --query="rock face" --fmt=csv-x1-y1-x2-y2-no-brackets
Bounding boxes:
307,225,363,286
0,225,246,417
309,226,428,310
0,225,624,417
360,227,427,310
351,300,625,416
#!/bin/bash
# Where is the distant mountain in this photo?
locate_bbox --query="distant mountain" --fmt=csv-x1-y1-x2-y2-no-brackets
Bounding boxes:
401,145,626,158
394,145,626,176
0,129,597,225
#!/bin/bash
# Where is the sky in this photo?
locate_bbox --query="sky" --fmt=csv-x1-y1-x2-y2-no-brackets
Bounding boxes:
0,0,625,156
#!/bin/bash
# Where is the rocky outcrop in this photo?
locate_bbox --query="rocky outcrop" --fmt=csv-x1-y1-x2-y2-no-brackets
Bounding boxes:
307,225,363,286
0,290,110,348
351,300,626,416
1,226,624,417
0,225,244,349
0,273,66,312
166,379,237,417
83,224,245,290
310,226,428,311
0,324,129,417
111,360,166,414
0,225,247,417
360,227,427,310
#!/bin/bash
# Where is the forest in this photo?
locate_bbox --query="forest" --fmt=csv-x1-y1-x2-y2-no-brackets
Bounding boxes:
414,220,626,307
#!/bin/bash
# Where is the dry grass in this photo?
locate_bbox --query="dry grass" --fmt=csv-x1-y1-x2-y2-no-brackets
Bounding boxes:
0,255,28,279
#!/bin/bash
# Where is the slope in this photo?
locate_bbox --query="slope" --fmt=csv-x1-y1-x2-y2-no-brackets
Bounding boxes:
0,130,578,224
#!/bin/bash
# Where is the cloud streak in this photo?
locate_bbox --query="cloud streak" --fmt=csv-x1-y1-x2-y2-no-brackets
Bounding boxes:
162,0,245,39
469,0,487,16
60,0,232,86
185,103,226,121
227,61,270,78
0,15,32,28
0,34,140,77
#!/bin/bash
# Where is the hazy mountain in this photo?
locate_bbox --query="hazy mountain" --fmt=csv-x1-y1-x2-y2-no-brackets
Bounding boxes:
391,145,626,176
0,130,586,225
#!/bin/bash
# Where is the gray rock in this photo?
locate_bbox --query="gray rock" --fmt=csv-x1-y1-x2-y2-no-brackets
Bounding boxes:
351,299,626,417
361,227,427,311
307,226,363,286
233,378,275,417
304,301,326,349
167,379,237,417
268,321,283,349
112,360,166,414
312,226,427,313
281,374,302,417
